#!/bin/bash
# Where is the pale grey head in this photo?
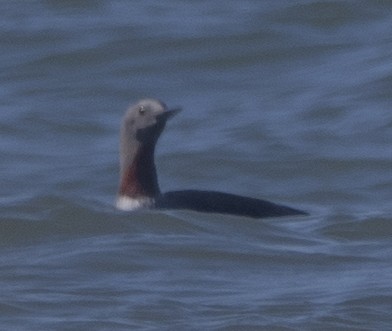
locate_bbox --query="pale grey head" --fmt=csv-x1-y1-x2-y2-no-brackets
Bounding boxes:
116,99,180,210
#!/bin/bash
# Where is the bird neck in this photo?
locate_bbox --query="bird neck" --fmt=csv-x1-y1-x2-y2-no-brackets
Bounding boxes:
118,143,160,201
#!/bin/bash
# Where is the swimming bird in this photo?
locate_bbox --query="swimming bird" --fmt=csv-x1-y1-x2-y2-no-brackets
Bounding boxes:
116,99,307,218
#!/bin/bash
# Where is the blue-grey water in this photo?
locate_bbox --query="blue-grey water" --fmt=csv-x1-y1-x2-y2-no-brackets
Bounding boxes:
1,1,392,330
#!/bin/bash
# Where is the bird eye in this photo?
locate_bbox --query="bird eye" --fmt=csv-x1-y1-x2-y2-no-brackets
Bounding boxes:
139,106,146,115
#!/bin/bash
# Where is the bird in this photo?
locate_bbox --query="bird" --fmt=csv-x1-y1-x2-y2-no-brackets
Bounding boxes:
116,98,307,218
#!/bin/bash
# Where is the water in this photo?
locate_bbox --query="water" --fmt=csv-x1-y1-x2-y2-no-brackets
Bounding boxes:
1,1,392,330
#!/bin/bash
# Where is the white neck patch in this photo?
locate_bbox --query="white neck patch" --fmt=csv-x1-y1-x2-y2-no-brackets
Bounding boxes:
116,195,154,211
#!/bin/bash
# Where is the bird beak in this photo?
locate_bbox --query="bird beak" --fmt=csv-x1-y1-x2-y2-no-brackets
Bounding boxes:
166,107,182,120
159,107,181,122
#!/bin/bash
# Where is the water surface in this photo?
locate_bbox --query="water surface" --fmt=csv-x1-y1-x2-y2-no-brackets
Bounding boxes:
1,1,392,330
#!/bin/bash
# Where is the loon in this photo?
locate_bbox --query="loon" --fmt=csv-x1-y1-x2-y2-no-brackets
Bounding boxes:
116,99,307,218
